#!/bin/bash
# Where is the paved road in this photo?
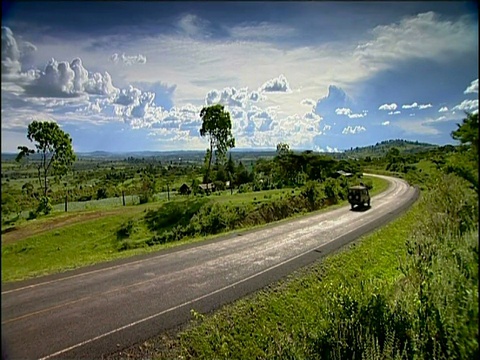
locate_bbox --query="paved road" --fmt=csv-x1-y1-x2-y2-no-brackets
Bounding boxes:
1,175,418,359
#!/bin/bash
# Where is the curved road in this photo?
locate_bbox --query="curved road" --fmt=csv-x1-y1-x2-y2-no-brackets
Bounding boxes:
1,175,418,359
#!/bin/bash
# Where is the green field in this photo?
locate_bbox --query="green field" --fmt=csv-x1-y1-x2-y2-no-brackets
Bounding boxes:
1,176,387,283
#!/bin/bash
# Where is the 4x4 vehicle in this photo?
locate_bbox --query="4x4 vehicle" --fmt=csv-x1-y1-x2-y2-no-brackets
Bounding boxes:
348,185,370,209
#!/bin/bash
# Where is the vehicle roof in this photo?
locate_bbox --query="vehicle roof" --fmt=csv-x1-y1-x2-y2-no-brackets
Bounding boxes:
349,185,368,190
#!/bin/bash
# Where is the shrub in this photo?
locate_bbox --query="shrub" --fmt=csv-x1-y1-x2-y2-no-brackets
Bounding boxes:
116,219,136,240
96,188,108,200
301,181,324,211
36,196,53,215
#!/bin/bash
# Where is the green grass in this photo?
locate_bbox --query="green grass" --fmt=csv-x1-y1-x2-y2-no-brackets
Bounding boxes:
1,176,389,283
134,192,422,359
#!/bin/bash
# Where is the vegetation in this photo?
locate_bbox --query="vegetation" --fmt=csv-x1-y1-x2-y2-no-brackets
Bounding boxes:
2,110,478,359
163,173,477,360
98,112,477,360
199,104,235,187
15,121,76,215
1,175,386,282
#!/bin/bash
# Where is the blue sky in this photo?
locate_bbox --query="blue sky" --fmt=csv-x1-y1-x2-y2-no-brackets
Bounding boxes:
1,1,478,153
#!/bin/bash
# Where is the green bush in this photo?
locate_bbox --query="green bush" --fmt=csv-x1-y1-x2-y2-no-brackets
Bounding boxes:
36,196,53,215
116,219,136,240
300,180,324,211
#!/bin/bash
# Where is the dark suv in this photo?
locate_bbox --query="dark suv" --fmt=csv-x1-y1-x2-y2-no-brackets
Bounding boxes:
348,185,370,209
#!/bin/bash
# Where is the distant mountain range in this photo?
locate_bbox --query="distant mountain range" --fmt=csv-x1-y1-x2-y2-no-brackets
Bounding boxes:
1,140,439,161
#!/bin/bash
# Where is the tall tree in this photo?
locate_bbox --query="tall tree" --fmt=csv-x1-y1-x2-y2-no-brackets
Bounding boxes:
199,104,235,189
16,121,76,199
451,112,478,161
446,112,479,193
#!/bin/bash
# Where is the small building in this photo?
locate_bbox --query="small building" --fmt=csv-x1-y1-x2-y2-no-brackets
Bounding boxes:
198,183,216,192
333,170,353,178
178,183,191,195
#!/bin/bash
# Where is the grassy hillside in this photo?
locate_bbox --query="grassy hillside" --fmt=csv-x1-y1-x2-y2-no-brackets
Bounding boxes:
340,139,438,159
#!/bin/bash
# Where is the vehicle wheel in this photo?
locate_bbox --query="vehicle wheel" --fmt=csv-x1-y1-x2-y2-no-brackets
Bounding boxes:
351,204,354,210
367,200,371,207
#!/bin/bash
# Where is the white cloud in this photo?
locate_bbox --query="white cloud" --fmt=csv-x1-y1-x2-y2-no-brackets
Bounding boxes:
378,103,397,111
382,121,390,126
24,57,119,98
402,102,418,109
335,107,351,115
354,12,477,70
464,79,478,94
410,113,415,117
301,98,316,107
259,74,292,93
342,125,366,134
177,14,211,37
2,26,22,75
230,22,296,40
110,53,147,66
335,107,367,118
418,103,432,110
452,99,479,112
438,106,449,112
205,87,251,108
388,111,401,115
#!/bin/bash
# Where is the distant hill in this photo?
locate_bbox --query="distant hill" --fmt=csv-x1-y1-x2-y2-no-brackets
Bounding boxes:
339,139,438,159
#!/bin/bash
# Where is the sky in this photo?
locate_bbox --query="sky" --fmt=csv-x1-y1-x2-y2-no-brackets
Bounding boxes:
1,1,478,153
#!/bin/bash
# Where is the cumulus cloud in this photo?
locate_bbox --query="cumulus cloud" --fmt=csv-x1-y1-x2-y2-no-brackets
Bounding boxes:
205,87,251,108
259,74,291,93
335,107,367,118
2,26,22,75
382,121,390,126
418,103,432,110
25,58,119,98
342,125,366,134
314,85,354,116
1,26,38,78
438,106,449,112
452,99,479,112
378,103,397,111
335,108,351,116
388,111,401,115
402,102,418,109
301,98,316,107
110,53,147,65
464,79,478,94
355,12,477,69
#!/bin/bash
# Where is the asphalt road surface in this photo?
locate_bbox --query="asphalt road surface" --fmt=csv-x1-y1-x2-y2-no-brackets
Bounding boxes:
1,175,418,359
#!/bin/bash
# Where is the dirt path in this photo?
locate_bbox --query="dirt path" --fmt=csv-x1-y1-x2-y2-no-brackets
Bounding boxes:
2,208,136,244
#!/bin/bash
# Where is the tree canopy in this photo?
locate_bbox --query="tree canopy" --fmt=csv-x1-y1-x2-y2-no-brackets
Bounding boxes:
199,104,235,185
16,121,76,199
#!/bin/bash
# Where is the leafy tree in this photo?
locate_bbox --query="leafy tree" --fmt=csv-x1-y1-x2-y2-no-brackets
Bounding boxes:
235,161,252,187
16,121,76,199
199,105,235,189
451,112,478,161
276,142,291,156
446,112,479,192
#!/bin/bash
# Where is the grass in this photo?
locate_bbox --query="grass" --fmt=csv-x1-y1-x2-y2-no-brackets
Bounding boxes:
1,176,389,283
146,175,477,359
124,188,422,359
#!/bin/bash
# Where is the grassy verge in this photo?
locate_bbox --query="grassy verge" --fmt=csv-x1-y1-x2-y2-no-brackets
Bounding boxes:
1,176,387,283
